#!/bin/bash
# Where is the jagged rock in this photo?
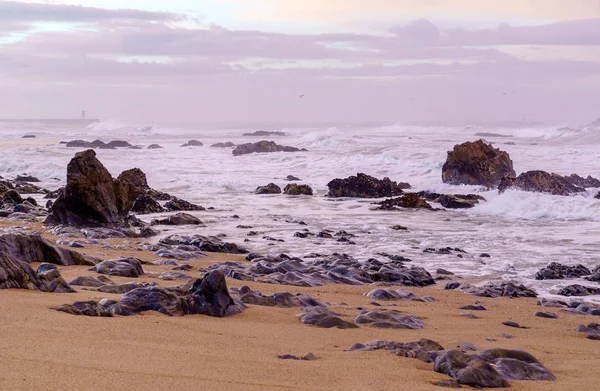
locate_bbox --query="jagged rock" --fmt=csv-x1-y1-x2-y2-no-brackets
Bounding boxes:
47,150,133,226
181,140,203,147
535,262,591,280
498,171,585,196
189,270,246,317
283,184,313,196
211,142,235,148
442,140,516,187
564,174,600,188
0,233,96,266
437,194,480,209
299,307,358,329
557,284,600,296
151,212,203,226
164,197,204,211
147,144,164,149
131,194,165,214
326,173,409,198
2,189,23,206
375,194,433,210
90,258,145,278
355,310,425,329
255,183,282,195
232,141,307,156
158,234,247,254
285,175,301,181
242,130,287,137
15,175,40,183
0,252,74,292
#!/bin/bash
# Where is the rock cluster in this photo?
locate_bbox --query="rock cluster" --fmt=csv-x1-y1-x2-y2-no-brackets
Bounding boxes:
242,131,287,137
364,288,434,302
442,140,515,187
498,171,586,196
535,262,593,280
255,183,282,194
449,282,538,298
374,194,433,210
0,232,96,266
232,141,307,156
63,140,133,149
326,173,410,198
1,253,74,293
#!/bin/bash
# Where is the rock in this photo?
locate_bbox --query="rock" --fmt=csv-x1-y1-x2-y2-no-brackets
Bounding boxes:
375,194,433,210
438,194,479,209
557,284,600,296
364,288,429,302
90,258,145,278
2,189,23,206
15,175,40,183
159,234,247,254
283,184,313,196
459,305,486,311
0,233,96,266
69,275,114,287
391,225,408,230
477,349,556,381
595,191,600,199
255,183,282,195
189,270,246,317
152,212,203,226
242,130,287,137
181,140,203,147
348,339,444,363
147,144,164,149
435,350,510,388
22,134,36,138
164,197,204,211
563,173,600,188
47,150,134,226
498,170,585,196
461,282,537,298
355,309,425,329
232,141,307,156
0,252,74,293
285,175,301,181
442,140,516,187
56,301,114,317
106,140,132,148
574,323,600,339
298,307,358,329
535,262,591,280
326,173,409,198
534,311,559,319
210,142,235,148
131,194,165,214
502,321,526,328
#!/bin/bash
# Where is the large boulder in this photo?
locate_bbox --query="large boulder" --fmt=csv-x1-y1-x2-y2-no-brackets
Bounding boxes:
442,140,516,187
0,252,74,292
326,173,410,198
283,184,313,196
255,183,282,195
375,194,433,210
47,150,133,226
498,171,586,196
232,141,307,156
0,233,96,266
189,270,246,317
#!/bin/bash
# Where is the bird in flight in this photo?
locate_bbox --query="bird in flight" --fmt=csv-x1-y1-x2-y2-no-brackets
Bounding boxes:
300,94,305,98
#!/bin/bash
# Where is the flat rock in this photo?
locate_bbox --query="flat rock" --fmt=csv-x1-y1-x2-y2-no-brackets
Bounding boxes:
232,141,307,156
355,309,425,329
326,173,409,198
90,258,145,278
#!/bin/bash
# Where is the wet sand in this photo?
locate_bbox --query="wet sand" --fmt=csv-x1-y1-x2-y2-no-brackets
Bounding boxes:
0,222,599,390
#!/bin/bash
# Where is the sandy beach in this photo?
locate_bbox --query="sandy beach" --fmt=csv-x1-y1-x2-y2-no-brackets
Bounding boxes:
1,221,598,391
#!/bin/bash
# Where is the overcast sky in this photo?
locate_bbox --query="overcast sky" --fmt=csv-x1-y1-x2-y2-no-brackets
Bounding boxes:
1,0,600,124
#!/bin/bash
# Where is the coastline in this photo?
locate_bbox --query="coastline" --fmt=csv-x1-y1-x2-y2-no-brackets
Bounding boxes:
0,220,598,390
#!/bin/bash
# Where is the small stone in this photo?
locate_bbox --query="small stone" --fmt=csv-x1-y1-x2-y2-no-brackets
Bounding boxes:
301,353,317,361
459,305,486,311
534,311,559,319
502,321,526,328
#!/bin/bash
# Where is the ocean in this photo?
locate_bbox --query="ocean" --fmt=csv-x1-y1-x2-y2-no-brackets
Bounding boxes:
1,119,599,302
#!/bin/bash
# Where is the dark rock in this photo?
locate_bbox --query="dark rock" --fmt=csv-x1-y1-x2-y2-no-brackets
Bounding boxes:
147,144,164,149
131,194,165,214
152,212,203,226
283,184,313,196
242,130,287,137
106,140,132,148
15,175,40,183
46,150,134,226
502,321,526,328
232,140,307,156
285,175,301,181
391,225,408,230
326,173,409,198
498,170,585,196
189,270,246,317
459,305,486,311
477,348,556,381
0,233,96,266
563,173,600,188
355,309,425,329
438,194,479,209
535,262,591,280
348,339,444,363
160,234,248,254
2,189,23,205
480,253,491,258
364,288,429,302
22,134,36,138
90,258,145,278
442,140,515,187
299,307,358,329
534,311,558,319
574,323,600,339
69,275,114,287
0,252,74,293
375,194,433,210
255,183,282,195
56,301,114,317
277,353,317,361
210,142,235,148
434,350,510,388
557,284,600,296
181,140,203,147
164,197,205,211
462,282,537,298
437,269,454,275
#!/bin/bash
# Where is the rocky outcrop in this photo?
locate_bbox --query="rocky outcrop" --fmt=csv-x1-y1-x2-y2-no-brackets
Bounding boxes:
417,191,485,209
0,233,96,266
255,183,282,194
1,253,74,292
47,150,133,226
442,140,515,187
283,184,313,196
211,142,235,148
535,262,591,280
232,141,307,156
498,170,586,196
131,194,165,214
151,212,203,226
374,194,433,210
564,174,600,188
557,284,600,296
326,173,410,198
181,140,203,147
242,131,287,137
15,175,40,183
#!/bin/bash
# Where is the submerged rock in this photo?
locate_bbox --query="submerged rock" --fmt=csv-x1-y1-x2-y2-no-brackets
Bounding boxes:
232,141,307,156
181,140,203,147
255,183,282,195
326,173,409,198
374,194,433,210
498,170,585,196
442,140,515,187
242,130,287,137
283,183,313,196
147,144,163,149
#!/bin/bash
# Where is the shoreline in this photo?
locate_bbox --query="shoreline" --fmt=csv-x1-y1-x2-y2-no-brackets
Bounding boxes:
1,220,599,390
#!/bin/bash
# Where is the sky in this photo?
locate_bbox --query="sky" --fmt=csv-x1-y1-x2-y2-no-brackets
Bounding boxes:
1,0,600,124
